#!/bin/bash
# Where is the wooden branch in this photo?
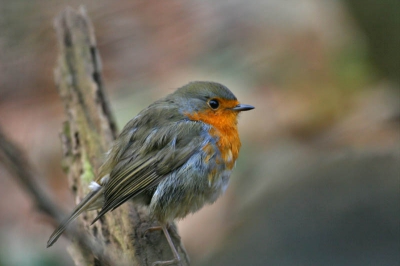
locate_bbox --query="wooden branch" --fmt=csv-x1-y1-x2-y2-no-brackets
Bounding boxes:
0,127,59,220
53,6,189,266
0,126,113,266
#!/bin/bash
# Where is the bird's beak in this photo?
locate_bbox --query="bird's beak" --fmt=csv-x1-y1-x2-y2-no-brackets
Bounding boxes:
232,104,255,111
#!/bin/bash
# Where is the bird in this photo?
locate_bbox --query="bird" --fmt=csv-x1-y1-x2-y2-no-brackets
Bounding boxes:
47,81,254,265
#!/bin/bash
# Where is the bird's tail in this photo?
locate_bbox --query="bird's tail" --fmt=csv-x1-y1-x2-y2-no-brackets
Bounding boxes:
47,185,104,248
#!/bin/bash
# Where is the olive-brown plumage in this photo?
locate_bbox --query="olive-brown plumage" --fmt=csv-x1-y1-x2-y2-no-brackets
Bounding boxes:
47,81,254,265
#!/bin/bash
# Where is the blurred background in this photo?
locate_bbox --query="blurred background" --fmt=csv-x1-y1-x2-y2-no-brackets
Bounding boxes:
0,1,399,265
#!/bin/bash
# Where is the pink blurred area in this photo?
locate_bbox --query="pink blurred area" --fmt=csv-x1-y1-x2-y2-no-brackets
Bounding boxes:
0,1,398,266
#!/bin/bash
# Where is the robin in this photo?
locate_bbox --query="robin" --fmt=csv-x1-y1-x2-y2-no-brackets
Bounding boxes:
47,81,254,265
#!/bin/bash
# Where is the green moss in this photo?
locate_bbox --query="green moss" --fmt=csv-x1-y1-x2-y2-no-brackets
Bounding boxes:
80,151,94,185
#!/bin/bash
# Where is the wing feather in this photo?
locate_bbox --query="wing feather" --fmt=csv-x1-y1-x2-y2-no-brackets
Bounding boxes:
92,115,208,223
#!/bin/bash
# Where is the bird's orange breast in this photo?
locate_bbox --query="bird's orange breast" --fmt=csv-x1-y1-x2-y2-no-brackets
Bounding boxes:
186,99,241,170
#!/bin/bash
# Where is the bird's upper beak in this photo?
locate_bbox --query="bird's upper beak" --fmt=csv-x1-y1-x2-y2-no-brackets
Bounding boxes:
232,104,255,111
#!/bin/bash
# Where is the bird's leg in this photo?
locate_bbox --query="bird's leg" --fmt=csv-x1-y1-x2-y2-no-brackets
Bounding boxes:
151,224,181,266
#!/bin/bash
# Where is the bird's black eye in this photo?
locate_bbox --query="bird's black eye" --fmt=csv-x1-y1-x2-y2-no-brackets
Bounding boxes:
208,99,219,109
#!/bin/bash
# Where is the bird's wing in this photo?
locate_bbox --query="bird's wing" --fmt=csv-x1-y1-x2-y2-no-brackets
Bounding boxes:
92,115,208,223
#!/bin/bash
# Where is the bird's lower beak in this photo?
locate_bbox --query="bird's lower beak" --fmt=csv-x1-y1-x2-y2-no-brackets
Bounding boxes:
232,104,255,111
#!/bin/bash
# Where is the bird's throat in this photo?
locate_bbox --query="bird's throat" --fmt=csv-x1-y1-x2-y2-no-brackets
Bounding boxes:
186,109,241,169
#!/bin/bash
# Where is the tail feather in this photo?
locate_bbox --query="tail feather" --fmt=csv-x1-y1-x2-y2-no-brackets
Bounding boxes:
47,186,104,248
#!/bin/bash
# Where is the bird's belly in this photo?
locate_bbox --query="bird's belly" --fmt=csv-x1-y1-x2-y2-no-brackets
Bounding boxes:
171,173,229,220
149,158,232,223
